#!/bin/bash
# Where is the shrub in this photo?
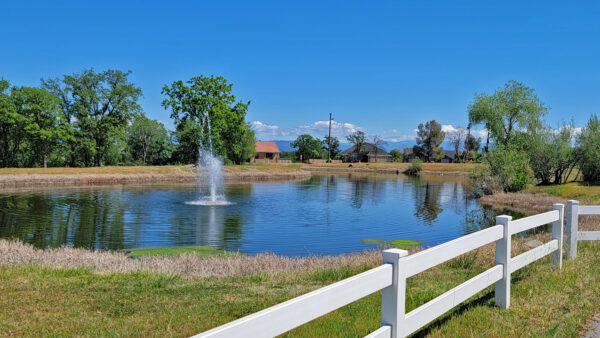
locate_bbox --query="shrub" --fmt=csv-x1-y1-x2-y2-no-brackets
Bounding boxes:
468,166,503,197
486,147,532,192
404,159,423,176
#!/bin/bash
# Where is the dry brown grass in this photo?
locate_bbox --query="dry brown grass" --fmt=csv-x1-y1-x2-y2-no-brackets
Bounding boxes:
0,230,564,281
0,239,385,279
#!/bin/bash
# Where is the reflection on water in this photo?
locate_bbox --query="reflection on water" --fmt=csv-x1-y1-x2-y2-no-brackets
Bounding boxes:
0,174,514,256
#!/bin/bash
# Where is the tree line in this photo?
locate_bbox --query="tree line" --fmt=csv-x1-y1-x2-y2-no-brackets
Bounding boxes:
0,70,255,168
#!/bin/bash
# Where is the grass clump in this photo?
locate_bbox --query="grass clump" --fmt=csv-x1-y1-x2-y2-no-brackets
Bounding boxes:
404,159,423,176
360,238,423,250
125,246,237,258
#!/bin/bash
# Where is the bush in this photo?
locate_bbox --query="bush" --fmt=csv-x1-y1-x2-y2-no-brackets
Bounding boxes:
486,147,532,192
389,149,403,162
468,166,503,197
404,159,423,176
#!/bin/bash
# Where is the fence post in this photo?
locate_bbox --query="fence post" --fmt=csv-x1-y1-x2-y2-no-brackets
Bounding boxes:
382,248,409,338
551,203,565,269
495,215,512,309
566,200,579,260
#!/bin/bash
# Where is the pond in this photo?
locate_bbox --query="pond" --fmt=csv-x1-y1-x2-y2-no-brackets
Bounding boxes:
0,174,510,256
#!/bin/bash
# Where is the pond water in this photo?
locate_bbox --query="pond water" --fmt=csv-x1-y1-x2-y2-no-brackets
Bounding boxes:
0,174,511,256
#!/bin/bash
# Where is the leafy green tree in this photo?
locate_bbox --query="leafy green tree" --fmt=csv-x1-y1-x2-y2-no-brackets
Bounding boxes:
322,135,341,159
463,133,481,161
0,79,25,167
11,86,64,168
291,134,322,161
553,125,577,184
389,149,403,162
43,69,142,166
413,120,445,162
527,124,577,185
162,75,251,164
126,115,174,164
526,130,555,185
237,123,256,164
346,131,366,161
468,80,548,149
576,115,600,182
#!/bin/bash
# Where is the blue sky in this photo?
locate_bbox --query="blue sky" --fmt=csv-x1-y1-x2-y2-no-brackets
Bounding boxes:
1,1,599,141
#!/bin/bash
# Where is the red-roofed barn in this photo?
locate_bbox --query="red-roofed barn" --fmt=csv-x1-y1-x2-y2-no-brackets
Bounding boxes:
252,141,280,162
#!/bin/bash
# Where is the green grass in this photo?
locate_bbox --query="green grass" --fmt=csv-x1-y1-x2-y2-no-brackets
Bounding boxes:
125,246,237,258
3,242,600,336
531,182,600,203
361,238,423,250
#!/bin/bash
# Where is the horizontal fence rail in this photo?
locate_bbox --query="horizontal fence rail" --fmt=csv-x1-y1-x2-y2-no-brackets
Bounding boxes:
194,203,568,338
509,210,559,235
404,225,503,278
404,264,503,336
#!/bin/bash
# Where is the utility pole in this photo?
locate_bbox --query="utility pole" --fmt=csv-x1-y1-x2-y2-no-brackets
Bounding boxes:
328,113,333,163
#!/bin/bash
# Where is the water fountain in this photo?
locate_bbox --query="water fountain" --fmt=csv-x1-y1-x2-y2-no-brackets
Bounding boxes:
186,112,232,206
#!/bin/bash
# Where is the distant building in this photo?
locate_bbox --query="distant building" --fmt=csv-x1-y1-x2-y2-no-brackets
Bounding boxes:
341,143,391,162
403,148,456,163
252,141,280,162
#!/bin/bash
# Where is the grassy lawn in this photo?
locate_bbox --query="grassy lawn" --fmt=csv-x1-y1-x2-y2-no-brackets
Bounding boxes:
529,182,600,204
2,241,600,337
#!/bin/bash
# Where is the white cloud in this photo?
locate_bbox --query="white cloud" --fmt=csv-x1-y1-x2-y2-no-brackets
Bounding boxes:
382,128,417,141
442,124,488,139
251,119,363,140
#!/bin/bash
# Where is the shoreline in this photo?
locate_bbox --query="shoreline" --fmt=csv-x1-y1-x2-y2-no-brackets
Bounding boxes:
0,163,475,188
0,167,312,187
302,166,469,176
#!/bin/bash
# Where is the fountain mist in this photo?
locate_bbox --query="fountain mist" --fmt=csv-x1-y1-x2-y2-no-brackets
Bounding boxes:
186,112,232,206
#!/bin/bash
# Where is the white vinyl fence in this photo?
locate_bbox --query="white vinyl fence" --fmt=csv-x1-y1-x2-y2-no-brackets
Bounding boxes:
194,203,565,338
566,200,600,259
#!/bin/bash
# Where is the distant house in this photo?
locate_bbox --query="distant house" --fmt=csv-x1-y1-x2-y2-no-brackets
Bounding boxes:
341,143,391,162
252,141,280,162
403,148,456,163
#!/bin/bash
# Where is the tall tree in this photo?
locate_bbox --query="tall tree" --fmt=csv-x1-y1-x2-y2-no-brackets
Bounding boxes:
372,136,386,162
322,135,341,159
447,127,466,162
463,133,481,161
346,131,366,161
0,79,25,167
126,114,174,164
43,69,142,166
11,86,63,167
413,120,445,162
468,80,548,149
162,75,251,164
291,134,322,161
